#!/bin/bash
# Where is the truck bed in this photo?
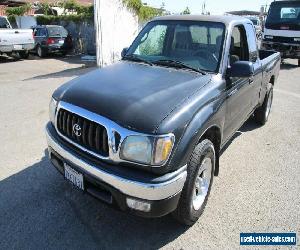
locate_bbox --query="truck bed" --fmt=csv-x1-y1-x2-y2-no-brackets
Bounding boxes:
259,49,280,60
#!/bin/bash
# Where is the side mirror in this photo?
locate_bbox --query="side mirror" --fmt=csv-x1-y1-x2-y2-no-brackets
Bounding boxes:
227,61,254,78
121,47,128,58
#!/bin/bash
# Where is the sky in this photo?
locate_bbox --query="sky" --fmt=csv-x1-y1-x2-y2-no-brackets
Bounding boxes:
143,0,273,15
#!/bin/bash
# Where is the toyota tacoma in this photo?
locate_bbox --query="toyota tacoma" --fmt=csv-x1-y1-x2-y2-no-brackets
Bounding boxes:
46,15,280,225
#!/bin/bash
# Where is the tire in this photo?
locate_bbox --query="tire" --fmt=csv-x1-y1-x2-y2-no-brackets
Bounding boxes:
173,139,215,226
254,85,273,125
19,51,29,59
37,45,46,58
298,59,300,67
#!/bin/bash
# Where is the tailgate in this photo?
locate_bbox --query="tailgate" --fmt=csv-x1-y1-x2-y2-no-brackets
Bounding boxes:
0,29,34,45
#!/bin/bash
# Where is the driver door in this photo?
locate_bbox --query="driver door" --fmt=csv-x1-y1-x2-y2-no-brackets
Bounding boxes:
223,25,254,141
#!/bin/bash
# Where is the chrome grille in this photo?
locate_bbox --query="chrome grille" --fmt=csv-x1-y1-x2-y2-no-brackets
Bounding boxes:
56,109,109,156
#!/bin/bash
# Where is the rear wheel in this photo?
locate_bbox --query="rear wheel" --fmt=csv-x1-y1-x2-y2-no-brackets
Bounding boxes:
254,85,273,125
37,45,46,58
172,139,215,225
19,51,29,59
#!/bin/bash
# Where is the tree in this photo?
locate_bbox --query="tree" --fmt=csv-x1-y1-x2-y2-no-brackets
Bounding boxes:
182,6,191,15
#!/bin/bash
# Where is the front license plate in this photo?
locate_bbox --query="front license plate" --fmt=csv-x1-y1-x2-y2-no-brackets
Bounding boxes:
64,163,84,190
13,45,22,50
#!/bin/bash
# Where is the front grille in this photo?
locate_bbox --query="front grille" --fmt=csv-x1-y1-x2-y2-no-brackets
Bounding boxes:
56,109,109,157
273,36,295,43
265,36,300,44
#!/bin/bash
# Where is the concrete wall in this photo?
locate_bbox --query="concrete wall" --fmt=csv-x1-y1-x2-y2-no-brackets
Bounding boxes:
94,0,139,67
57,20,95,55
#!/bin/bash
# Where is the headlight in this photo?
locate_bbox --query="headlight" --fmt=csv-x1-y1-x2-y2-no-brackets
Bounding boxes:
265,35,273,39
120,134,174,165
49,97,58,125
294,38,300,42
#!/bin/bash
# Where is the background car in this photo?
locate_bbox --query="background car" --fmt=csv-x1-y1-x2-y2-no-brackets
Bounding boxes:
33,25,73,57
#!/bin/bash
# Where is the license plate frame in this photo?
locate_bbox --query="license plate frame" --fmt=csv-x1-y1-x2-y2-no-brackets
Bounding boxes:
13,45,23,50
64,163,84,190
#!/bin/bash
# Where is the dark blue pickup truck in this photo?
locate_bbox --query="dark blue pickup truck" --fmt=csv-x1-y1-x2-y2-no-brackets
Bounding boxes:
46,15,280,225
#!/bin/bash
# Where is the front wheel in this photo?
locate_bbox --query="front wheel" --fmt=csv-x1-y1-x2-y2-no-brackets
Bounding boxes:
254,85,273,125
173,139,215,225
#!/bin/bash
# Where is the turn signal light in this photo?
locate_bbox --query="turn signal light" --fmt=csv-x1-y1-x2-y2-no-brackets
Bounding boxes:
126,198,151,212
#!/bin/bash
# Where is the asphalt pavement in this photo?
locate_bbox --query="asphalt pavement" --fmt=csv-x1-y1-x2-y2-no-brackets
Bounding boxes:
0,55,299,249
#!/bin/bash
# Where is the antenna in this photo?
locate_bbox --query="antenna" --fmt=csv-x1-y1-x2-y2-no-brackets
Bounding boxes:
202,0,206,15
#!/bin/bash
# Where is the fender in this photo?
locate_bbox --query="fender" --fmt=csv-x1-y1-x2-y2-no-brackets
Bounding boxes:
167,93,226,175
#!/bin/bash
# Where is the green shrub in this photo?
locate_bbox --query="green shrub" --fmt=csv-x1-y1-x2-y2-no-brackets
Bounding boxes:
123,0,163,21
58,0,93,15
36,14,93,25
5,4,30,16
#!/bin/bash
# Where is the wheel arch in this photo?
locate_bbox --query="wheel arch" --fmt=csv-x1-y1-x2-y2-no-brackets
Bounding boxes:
198,125,222,176
270,75,275,86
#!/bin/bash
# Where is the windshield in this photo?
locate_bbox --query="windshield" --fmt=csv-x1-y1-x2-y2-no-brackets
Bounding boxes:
125,20,225,73
266,1,300,29
0,17,10,29
47,26,68,37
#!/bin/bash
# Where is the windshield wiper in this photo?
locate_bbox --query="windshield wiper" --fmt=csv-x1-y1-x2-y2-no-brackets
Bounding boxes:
122,54,153,66
152,59,207,74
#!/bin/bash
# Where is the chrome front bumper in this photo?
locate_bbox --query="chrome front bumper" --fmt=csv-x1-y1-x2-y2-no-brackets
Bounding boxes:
45,125,187,201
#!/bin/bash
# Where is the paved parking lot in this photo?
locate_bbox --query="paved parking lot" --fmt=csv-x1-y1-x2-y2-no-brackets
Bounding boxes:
0,56,299,249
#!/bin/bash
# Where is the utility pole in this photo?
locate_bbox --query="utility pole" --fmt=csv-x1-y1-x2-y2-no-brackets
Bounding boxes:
94,0,103,67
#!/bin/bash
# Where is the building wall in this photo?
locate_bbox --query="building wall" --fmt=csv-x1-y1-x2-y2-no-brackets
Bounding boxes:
53,20,96,55
94,0,139,67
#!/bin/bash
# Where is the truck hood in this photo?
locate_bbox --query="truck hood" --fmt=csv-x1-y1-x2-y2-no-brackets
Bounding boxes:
55,61,212,133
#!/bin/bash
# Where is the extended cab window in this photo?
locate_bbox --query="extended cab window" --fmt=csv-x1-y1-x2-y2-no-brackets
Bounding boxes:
245,24,258,62
230,26,249,65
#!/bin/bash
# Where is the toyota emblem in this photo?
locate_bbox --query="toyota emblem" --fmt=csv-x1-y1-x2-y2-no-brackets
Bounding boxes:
72,124,82,137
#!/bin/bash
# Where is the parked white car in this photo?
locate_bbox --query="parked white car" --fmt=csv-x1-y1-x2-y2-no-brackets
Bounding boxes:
0,16,35,58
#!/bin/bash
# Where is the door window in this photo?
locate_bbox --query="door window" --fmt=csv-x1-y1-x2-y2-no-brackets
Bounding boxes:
40,28,47,37
230,26,249,65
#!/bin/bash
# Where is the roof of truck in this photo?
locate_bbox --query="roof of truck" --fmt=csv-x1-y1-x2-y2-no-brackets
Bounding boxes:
153,15,250,25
